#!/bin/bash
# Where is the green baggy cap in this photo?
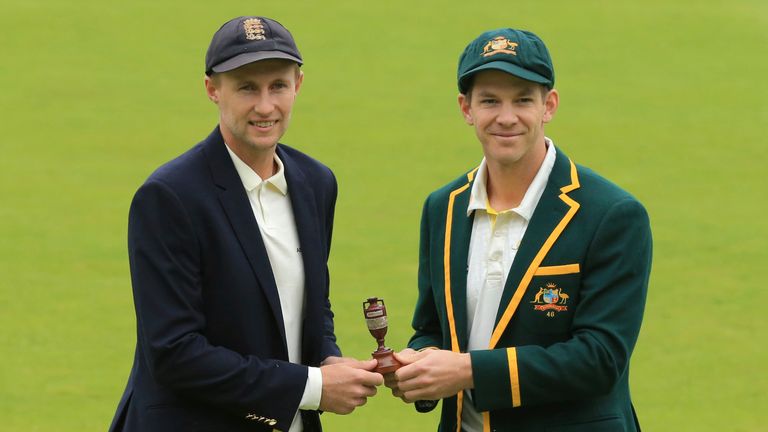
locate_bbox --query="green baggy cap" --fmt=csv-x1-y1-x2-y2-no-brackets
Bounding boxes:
457,28,554,93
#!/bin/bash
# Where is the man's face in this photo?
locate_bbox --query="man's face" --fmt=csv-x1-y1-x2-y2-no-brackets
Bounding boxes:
459,70,558,169
205,59,303,156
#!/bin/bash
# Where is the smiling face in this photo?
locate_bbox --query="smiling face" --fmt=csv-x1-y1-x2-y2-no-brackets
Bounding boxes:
459,69,558,170
205,59,303,160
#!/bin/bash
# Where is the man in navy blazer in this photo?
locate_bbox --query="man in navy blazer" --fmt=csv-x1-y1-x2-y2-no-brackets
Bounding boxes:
109,16,383,432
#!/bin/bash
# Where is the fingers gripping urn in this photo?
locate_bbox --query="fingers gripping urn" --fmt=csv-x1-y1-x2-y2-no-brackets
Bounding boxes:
363,297,401,374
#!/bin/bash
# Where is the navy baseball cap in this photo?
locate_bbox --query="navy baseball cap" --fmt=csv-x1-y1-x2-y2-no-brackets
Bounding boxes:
205,16,302,76
457,28,554,93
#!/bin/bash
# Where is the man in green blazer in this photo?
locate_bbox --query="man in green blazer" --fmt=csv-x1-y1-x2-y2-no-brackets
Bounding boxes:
385,28,652,432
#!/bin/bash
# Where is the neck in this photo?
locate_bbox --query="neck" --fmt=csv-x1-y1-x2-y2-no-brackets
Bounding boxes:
222,138,278,180
248,153,278,180
231,146,277,179
485,145,547,211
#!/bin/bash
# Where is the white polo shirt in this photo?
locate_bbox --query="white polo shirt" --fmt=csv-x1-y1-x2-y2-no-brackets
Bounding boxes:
462,140,556,432
226,145,322,432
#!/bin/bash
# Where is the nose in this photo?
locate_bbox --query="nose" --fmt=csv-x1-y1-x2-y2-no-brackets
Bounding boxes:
496,102,518,126
253,90,275,117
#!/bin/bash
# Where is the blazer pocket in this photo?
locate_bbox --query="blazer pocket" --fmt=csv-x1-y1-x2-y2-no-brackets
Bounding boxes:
144,404,228,432
546,416,625,432
535,263,580,276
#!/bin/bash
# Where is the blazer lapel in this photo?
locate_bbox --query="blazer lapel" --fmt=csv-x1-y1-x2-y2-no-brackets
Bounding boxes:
203,128,287,349
444,168,479,353
278,147,325,364
489,150,582,349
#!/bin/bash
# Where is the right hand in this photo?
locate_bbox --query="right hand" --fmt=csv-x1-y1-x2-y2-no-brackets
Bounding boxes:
394,348,472,401
383,348,418,402
319,358,383,414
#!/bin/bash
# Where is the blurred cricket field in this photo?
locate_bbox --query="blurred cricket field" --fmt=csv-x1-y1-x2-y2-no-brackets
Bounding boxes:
1,0,766,430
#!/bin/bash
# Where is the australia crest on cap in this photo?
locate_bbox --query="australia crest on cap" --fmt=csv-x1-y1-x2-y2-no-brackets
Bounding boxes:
482,36,518,57
243,18,266,41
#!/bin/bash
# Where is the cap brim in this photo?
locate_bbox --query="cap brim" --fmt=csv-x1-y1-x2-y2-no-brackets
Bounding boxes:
211,51,303,73
459,61,551,92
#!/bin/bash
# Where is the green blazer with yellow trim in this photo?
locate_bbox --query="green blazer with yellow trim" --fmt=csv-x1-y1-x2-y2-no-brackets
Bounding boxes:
408,148,652,432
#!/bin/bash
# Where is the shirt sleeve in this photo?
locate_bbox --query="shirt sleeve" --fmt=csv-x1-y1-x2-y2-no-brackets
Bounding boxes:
298,366,323,410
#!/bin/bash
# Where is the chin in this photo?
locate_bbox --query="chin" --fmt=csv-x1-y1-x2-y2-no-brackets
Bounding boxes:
247,135,279,147
490,151,526,165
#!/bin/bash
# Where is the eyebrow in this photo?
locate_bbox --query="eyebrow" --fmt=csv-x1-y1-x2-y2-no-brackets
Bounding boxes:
475,90,497,98
476,86,536,98
235,76,288,85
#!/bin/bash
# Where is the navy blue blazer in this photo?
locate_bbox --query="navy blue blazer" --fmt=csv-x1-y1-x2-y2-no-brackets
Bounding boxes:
109,127,342,432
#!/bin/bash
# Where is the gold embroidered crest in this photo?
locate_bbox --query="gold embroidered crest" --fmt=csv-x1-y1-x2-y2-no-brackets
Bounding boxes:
482,36,518,57
243,18,266,41
530,283,569,317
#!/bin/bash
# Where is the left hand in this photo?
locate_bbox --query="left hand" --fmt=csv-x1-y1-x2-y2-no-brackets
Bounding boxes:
392,349,473,401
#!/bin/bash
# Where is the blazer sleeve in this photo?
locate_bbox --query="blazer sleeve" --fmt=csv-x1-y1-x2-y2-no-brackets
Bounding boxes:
129,179,307,430
408,195,444,351
470,198,652,411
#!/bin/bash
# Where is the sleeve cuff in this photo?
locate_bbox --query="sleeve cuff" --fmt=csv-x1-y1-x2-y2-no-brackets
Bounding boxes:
298,366,323,410
470,348,521,411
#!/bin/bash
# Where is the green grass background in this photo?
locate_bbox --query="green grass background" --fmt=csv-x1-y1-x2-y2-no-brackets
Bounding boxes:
1,0,766,430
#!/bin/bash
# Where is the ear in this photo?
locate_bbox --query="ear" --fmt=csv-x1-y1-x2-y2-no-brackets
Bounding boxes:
205,75,220,104
458,93,474,125
294,70,304,94
542,88,559,123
